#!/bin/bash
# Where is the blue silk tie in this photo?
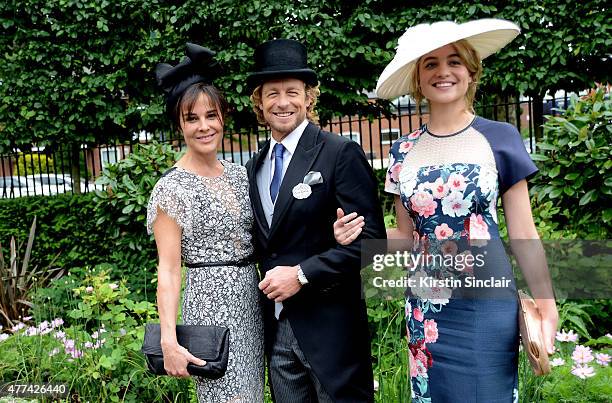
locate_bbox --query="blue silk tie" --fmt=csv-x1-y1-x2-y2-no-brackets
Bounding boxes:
270,143,285,203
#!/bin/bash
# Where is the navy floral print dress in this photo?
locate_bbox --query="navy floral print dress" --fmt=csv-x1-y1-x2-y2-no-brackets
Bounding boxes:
385,117,538,402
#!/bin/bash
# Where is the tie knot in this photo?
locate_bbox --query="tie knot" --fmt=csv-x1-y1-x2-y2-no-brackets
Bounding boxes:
273,143,284,158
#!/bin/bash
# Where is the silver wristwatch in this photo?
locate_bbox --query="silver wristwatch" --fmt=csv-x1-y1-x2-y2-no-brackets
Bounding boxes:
297,267,309,285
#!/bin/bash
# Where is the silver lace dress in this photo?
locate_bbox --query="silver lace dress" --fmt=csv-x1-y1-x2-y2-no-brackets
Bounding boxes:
147,160,264,402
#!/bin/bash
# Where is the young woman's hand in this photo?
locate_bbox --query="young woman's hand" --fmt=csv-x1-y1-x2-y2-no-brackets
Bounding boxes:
333,208,365,245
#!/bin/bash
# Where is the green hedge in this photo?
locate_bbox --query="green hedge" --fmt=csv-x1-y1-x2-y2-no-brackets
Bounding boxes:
0,194,157,300
0,194,108,268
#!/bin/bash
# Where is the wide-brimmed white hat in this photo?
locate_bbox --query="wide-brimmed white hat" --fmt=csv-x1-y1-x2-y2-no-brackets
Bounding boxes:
375,19,520,99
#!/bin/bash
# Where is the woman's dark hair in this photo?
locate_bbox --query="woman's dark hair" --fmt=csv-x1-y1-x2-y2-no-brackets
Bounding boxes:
170,82,229,129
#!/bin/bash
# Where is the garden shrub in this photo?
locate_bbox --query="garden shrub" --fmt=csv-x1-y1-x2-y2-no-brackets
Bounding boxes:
530,85,611,238
0,264,192,402
92,141,182,294
14,152,55,175
0,194,111,271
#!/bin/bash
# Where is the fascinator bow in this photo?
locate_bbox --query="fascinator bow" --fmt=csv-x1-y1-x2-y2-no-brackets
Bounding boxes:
155,43,220,111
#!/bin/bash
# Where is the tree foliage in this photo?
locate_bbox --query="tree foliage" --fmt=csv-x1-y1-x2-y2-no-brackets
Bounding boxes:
0,0,609,151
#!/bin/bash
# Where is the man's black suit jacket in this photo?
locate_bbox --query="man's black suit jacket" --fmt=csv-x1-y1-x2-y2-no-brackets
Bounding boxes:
246,122,386,403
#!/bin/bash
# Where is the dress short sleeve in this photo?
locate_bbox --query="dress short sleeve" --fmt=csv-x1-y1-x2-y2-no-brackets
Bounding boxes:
474,118,538,194
385,129,423,195
146,175,192,236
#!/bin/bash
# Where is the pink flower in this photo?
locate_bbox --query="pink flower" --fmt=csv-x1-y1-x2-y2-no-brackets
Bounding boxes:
446,173,467,192
109,283,119,290
571,364,596,379
409,352,418,378
572,345,594,364
51,318,64,328
389,163,402,183
85,286,94,293
410,191,438,218
70,349,83,359
468,214,490,246
550,357,565,367
413,308,424,322
429,178,449,199
441,241,458,257
399,141,414,153
424,319,439,343
25,326,38,337
11,323,25,332
407,129,422,140
434,223,454,240
595,353,610,366
556,329,579,343
54,330,66,340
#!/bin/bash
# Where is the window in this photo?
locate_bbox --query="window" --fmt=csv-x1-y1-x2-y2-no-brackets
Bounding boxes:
101,147,118,168
381,128,400,145
339,131,361,144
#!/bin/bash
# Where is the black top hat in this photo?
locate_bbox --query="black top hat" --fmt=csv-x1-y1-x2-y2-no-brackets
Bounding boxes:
155,43,220,112
247,39,318,89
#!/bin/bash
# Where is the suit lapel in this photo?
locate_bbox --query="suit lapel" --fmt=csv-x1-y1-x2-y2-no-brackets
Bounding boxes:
249,141,271,237
268,123,323,240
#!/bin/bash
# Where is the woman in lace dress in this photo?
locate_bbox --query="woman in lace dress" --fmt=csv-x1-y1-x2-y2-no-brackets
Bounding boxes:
147,44,264,402
147,44,360,403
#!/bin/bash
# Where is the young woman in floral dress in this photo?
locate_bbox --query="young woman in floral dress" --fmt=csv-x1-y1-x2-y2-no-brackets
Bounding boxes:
376,20,558,402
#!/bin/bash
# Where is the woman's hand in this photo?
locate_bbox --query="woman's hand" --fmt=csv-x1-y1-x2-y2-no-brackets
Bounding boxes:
537,299,559,355
333,208,365,245
162,343,207,377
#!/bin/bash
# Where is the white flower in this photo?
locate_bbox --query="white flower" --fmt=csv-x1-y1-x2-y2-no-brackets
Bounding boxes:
478,166,497,195
85,286,94,293
399,166,418,198
48,348,60,357
410,271,451,305
550,357,565,367
51,318,64,328
0,334,9,342
487,193,499,224
556,329,579,343
109,283,119,290
595,353,610,366
441,191,471,217
11,323,25,332
25,326,38,337
572,345,594,364
54,330,66,340
571,364,596,379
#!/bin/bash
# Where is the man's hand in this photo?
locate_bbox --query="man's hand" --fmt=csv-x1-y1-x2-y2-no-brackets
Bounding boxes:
259,265,302,302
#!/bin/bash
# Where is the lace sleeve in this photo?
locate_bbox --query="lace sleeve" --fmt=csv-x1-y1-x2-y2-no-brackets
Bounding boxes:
146,178,193,237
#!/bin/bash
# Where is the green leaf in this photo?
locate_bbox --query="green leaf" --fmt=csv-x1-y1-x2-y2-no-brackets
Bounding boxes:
579,189,596,205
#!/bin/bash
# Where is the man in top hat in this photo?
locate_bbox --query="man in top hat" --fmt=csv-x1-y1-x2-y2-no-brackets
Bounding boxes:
245,38,386,402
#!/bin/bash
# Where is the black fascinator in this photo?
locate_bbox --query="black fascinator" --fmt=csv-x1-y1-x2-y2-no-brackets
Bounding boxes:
155,43,221,113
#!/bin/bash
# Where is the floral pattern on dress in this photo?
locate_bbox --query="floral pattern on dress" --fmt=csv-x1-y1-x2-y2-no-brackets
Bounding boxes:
386,128,506,402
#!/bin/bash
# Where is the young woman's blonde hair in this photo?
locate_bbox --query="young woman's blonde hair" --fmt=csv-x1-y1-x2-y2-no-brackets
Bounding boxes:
409,39,482,114
250,83,320,125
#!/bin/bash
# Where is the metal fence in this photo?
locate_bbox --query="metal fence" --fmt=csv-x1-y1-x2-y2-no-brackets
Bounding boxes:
0,94,571,199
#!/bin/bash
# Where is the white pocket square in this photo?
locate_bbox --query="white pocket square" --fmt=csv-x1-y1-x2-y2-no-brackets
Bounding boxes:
303,171,323,185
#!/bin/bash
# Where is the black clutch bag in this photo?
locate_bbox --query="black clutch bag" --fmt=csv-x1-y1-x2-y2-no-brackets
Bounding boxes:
141,324,230,379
